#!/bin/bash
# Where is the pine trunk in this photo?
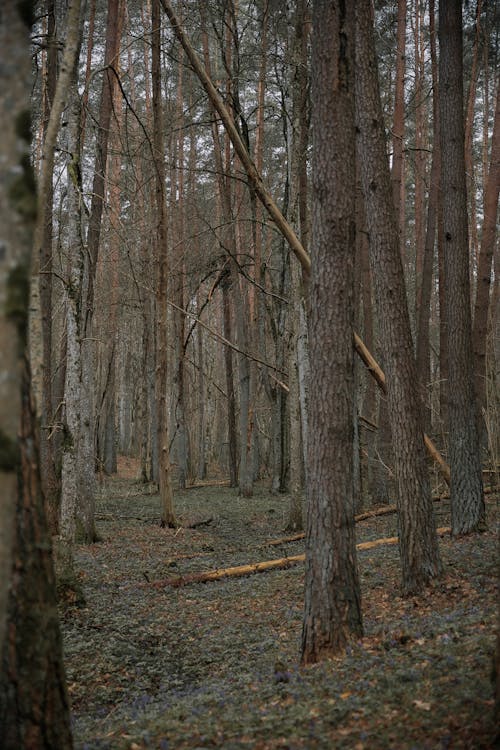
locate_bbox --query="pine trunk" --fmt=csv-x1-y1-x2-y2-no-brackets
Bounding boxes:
355,0,442,594
439,0,485,535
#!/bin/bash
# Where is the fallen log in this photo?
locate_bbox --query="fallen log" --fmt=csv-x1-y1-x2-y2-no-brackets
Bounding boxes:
158,527,451,588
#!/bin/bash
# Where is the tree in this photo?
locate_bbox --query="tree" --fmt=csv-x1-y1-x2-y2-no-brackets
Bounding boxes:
301,0,362,664
439,0,485,536
152,0,176,527
0,1,72,745
472,83,500,433
355,0,442,594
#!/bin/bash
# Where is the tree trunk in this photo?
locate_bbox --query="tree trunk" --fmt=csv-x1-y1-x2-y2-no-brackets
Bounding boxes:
439,0,485,535
301,0,363,665
79,0,121,542
464,0,483,264
59,72,85,585
472,83,500,432
391,0,406,258
38,0,60,534
152,0,176,526
0,3,72,744
355,0,442,594
416,0,440,434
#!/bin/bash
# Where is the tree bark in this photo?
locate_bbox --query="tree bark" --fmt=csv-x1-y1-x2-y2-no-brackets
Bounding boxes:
0,3,72,745
301,0,363,665
355,0,442,594
391,0,406,258
439,0,485,536
416,0,440,433
472,83,500,430
152,0,176,526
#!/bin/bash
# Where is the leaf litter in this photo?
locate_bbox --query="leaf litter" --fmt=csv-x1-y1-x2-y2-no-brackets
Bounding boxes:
61,474,499,749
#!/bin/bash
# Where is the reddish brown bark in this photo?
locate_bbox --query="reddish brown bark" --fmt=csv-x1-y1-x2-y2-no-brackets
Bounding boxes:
472,83,500,425
301,0,362,664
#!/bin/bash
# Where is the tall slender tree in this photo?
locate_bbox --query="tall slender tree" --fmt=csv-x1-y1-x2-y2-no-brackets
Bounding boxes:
152,0,176,527
355,0,442,594
439,0,485,535
472,83,500,431
301,0,362,664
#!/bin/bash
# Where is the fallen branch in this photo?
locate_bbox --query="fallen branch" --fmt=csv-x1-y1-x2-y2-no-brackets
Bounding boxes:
157,527,451,588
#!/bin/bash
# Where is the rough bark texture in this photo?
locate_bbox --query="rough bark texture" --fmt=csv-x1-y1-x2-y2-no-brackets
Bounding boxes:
1,360,73,749
301,0,363,665
439,0,485,535
355,0,442,594
0,3,73,746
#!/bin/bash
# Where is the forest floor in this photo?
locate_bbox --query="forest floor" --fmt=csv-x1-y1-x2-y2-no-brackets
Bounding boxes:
61,458,499,750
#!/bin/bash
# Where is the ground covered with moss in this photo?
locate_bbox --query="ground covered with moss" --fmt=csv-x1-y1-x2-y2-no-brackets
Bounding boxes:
61,466,498,749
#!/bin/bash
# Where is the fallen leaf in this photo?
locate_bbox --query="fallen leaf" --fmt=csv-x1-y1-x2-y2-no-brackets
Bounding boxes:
413,700,431,711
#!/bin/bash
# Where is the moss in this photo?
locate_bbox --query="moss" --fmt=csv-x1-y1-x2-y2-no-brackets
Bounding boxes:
0,428,20,471
5,262,29,345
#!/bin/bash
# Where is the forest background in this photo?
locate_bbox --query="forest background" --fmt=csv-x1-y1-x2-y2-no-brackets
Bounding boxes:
0,0,499,747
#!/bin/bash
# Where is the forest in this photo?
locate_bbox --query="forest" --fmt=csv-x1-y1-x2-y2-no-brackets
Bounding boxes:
0,0,499,747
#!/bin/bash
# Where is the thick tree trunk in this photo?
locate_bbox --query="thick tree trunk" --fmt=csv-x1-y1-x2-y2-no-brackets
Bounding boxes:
301,1,363,665
0,4,72,744
355,0,442,594
439,1,485,535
